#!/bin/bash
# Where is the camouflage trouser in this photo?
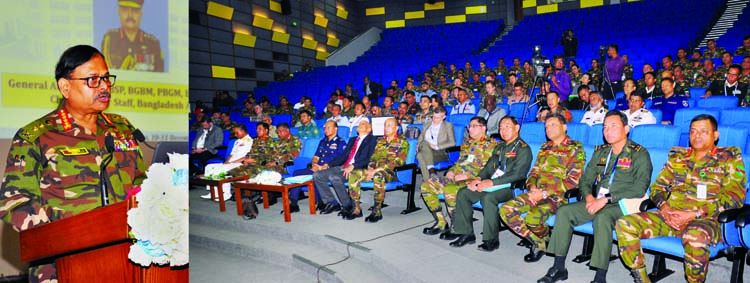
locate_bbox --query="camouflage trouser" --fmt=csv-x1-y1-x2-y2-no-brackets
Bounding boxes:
227,164,286,178
616,211,721,283
420,176,465,226
30,263,56,283
348,169,395,216
500,193,565,251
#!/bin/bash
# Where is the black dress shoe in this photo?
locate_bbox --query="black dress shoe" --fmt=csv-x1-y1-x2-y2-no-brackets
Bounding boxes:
254,197,264,204
343,210,362,220
477,239,499,252
537,267,568,283
280,204,300,214
517,238,532,248
321,203,342,215
524,250,546,263
364,211,382,223
422,223,449,235
316,202,325,212
339,206,352,217
439,230,460,241
449,234,476,247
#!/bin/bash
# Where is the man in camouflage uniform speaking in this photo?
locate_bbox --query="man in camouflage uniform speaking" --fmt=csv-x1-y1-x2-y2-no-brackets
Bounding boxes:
500,113,586,262
421,116,497,236
0,45,147,283
616,114,747,283
101,0,164,72
345,118,409,223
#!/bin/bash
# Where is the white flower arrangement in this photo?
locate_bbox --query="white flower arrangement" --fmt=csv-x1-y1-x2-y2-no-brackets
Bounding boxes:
249,170,283,185
127,153,189,267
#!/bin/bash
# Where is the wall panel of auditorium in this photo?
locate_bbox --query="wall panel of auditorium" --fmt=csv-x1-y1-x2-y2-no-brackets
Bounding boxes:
359,0,509,30
189,0,361,103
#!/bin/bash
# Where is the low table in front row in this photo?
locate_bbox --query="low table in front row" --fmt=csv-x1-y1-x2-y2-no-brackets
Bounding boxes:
190,175,250,212
233,180,316,222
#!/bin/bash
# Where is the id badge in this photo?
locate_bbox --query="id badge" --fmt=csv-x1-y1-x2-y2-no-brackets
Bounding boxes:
696,183,707,200
597,187,610,199
491,168,505,179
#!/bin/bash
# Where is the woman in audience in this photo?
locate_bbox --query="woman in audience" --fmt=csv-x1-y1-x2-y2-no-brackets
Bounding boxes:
430,94,444,109
348,102,368,130
416,106,455,178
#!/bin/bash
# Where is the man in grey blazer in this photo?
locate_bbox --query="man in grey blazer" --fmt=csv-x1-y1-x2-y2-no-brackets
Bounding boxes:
416,106,456,178
190,116,225,176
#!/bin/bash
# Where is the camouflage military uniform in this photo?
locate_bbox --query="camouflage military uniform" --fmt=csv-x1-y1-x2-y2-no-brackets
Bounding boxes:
675,60,692,72
275,105,295,115
452,138,533,241
623,64,635,80
396,114,414,125
240,109,254,117
447,71,458,81
588,68,603,86
739,72,750,85
494,66,509,80
616,146,746,283
703,47,727,59
715,65,730,80
464,67,475,78
420,136,497,228
348,135,408,217
218,121,239,131
468,81,485,93
227,135,289,177
293,105,317,124
414,111,433,124
500,137,585,252
0,106,147,282
736,46,750,56
674,79,691,96
547,140,652,271
477,68,491,77
692,70,718,88
101,28,164,72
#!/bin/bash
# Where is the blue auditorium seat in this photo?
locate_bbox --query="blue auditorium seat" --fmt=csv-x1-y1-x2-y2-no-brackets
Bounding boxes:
690,88,706,99
697,96,738,109
719,108,750,126
717,126,749,149
569,110,585,123
519,122,547,144
283,137,322,178
448,113,474,126
650,109,663,124
586,124,604,146
566,123,590,143
629,124,680,149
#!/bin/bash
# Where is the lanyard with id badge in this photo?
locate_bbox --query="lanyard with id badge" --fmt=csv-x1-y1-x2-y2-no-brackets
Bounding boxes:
596,149,621,200
491,140,520,179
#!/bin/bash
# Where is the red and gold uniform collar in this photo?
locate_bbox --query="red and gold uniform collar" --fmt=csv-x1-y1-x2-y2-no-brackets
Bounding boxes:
686,147,718,157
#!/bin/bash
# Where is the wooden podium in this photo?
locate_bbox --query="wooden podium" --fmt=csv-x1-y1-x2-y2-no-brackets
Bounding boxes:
19,201,189,283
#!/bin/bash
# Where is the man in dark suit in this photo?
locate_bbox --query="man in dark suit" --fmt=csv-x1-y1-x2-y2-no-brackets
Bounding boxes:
312,120,377,215
363,76,383,102
190,116,224,176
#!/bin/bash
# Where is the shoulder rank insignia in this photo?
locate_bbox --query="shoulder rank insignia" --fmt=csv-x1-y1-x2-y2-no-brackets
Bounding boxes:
628,143,643,151
58,108,73,131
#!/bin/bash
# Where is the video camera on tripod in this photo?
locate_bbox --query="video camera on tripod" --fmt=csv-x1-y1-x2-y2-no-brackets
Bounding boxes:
532,45,550,78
